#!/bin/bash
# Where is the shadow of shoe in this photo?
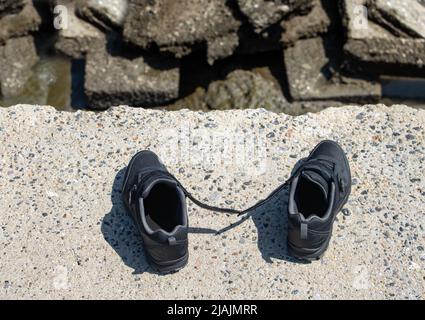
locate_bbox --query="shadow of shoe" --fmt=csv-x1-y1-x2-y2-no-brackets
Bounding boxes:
251,163,311,264
101,167,219,275
251,187,308,264
215,165,309,265
101,167,153,275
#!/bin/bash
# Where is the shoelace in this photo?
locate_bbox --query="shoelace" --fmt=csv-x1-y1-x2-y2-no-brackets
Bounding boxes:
136,169,294,216
136,158,338,234
297,158,345,193
183,157,339,216
172,171,295,235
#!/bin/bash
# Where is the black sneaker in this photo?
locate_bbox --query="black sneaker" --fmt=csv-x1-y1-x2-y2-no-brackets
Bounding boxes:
287,140,351,261
122,151,189,273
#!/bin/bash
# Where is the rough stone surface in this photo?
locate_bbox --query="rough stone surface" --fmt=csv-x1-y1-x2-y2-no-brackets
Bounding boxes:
0,104,424,299
0,0,42,44
207,33,239,66
0,36,39,98
0,0,24,19
204,70,288,112
85,44,180,109
165,86,346,116
76,0,128,30
281,0,339,46
237,0,313,33
284,36,381,101
55,1,106,59
341,0,425,75
123,0,241,63
344,36,425,72
237,0,289,32
369,0,425,39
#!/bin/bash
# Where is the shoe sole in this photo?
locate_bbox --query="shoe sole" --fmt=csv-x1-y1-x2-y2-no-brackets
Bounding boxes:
288,140,352,262
121,151,189,274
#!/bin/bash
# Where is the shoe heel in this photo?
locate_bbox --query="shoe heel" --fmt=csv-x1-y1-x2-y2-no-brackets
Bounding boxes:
288,236,331,262
148,252,189,274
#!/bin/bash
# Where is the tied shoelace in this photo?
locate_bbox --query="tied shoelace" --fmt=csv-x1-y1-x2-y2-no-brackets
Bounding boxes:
183,158,338,215
137,158,338,234
173,171,295,235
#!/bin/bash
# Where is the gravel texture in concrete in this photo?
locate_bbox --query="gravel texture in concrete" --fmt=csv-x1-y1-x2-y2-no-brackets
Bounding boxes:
0,104,424,299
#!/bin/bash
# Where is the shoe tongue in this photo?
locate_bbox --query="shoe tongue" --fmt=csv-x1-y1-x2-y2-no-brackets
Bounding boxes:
301,170,330,200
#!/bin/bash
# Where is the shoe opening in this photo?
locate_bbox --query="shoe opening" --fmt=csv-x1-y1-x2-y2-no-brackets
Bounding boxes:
294,176,328,219
144,182,185,233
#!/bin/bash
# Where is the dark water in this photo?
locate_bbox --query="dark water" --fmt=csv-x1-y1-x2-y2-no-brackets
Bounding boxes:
0,53,73,111
70,59,87,109
382,77,425,101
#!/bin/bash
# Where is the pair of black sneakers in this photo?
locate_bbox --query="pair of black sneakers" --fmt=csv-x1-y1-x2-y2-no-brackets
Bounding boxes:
122,140,351,273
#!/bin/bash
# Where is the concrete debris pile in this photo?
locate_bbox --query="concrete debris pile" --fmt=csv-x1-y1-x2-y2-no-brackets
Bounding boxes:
1,0,425,111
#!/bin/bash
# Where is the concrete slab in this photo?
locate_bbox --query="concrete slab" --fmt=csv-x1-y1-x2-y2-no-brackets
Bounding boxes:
0,104,424,299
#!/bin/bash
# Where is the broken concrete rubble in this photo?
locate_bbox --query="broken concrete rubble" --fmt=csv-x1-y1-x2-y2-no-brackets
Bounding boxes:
281,0,339,47
204,70,289,112
2,0,425,110
368,0,425,39
237,0,289,33
0,36,39,98
0,0,42,44
76,0,128,30
55,1,106,58
237,0,313,33
284,36,381,101
207,33,239,65
123,0,241,64
341,0,425,75
85,43,180,109
0,0,24,19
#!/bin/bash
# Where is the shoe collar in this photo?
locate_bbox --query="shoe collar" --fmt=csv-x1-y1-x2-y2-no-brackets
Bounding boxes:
141,177,178,199
138,195,188,238
288,173,336,223
295,155,347,196
128,169,176,205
